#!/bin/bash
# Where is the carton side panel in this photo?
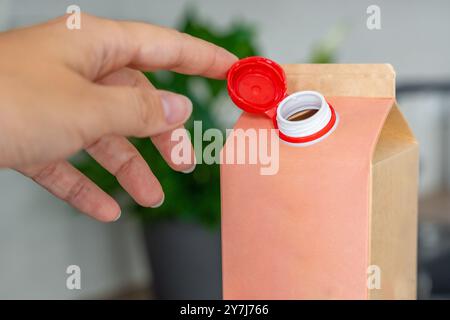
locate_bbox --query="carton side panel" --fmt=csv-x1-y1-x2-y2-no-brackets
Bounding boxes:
372,104,417,164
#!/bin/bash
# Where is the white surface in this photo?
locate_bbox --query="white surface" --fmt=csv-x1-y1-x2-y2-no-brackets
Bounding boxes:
399,93,449,197
0,170,150,299
277,91,332,137
3,0,450,81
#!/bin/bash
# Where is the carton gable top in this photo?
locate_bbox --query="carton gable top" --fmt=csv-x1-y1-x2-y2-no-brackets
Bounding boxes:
282,64,396,98
281,63,417,164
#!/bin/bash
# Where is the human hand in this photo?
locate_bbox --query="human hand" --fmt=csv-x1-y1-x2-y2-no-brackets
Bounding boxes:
0,14,237,222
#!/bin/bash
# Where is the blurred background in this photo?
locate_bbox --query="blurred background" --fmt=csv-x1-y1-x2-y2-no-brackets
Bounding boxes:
0,0,449,299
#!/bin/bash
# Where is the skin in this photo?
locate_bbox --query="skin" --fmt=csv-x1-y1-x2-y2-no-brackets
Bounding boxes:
0,14,237,222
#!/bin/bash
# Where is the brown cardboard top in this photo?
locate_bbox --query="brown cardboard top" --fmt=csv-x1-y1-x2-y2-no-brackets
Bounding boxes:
282,64,396,98
373,103,418,164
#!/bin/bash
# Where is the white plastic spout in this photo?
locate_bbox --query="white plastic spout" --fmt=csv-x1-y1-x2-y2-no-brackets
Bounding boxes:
276,91,338,146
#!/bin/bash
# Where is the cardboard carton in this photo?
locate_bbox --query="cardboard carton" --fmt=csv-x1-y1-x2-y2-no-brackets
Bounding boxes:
221,64,419,299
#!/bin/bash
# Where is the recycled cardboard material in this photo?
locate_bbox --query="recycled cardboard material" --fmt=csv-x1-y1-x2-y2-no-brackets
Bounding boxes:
220,64,419,299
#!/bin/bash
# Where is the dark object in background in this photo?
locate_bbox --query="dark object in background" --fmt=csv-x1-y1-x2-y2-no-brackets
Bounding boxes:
398,84,450,299
417,221,450,299
143,220,222,299
426,251,450,296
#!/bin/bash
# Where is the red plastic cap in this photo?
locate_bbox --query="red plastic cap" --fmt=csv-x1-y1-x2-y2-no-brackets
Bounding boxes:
227,56,287,115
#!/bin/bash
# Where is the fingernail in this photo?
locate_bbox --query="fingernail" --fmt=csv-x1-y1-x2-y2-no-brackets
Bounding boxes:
182,155,197,174
161,93,192,125
113,211,121,222
151,194,165,208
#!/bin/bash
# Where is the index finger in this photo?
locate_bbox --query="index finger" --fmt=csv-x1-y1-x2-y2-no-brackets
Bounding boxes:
46,14,238,80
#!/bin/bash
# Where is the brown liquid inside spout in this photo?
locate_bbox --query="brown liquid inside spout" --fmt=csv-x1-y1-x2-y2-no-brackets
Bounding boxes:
287,109,319,121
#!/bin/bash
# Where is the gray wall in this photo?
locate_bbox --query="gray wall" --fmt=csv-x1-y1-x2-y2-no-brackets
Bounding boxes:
0,0,449,298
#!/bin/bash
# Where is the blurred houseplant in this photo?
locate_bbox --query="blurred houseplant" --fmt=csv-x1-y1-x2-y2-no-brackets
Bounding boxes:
75,9,344,299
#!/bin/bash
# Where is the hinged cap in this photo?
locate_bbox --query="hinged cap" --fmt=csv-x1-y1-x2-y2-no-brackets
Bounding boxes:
227,56,287,117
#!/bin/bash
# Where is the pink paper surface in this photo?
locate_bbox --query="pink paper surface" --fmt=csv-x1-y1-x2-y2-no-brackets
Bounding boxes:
221,97,394,299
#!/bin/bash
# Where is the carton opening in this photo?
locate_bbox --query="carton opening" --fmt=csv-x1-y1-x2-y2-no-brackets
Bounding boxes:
287,109,319,121
278,91,323,122
276,91,337,145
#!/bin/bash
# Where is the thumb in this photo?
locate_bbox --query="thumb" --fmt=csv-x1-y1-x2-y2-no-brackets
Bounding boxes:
159,90,193,127
95,86,192,138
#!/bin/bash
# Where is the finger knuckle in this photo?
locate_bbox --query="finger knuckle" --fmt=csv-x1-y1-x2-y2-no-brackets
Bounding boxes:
65,176,90,204
32,163,60,184
204,44,220,75
168,31,188,70
114,154,139,178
